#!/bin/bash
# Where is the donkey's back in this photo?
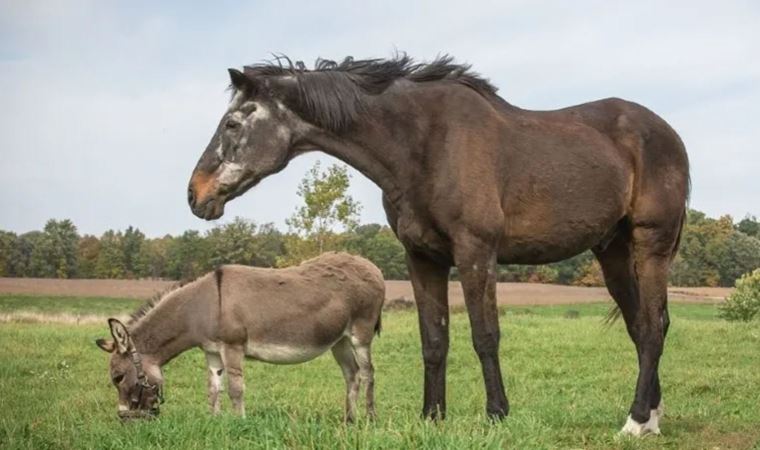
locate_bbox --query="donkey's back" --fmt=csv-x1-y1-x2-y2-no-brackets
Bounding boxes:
203,252,385,420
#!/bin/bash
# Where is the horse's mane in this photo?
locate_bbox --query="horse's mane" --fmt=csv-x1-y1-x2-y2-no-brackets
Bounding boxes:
238,54,498,132
127,276,199,326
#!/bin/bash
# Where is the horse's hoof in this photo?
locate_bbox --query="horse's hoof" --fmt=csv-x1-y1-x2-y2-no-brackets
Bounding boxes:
486,406,509,421
618,413,661,437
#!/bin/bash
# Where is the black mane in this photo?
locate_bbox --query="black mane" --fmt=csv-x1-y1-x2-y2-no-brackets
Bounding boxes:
239,54,498,132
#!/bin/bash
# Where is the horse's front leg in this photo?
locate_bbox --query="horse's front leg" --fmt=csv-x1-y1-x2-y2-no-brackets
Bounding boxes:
455,237,509,419
221,344,246,417
205,352,224,414
406,251,451,420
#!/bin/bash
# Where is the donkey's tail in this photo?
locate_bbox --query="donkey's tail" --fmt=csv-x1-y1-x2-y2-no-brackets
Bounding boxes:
374,311,382,336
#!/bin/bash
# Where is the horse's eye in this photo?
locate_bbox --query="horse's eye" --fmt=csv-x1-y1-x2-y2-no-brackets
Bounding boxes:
112,374,125,385
225,120,241,130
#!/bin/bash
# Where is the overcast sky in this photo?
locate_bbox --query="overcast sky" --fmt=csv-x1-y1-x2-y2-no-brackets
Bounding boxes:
1,1,758,237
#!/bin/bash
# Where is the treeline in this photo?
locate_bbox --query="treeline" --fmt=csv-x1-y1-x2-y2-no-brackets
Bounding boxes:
0,210,758,286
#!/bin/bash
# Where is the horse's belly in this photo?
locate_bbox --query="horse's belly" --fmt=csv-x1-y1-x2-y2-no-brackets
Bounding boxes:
499,201,624,264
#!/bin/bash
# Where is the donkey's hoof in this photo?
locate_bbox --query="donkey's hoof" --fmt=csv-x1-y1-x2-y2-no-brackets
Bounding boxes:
619,413,661,437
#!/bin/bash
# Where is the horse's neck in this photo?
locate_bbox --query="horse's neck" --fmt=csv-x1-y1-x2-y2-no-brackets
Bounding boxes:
130,288,198,366
302,101,422,206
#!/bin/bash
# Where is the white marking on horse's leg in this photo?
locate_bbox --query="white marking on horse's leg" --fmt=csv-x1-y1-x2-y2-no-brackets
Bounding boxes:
619,413,661,437
118,403,129,412
205,352,224,414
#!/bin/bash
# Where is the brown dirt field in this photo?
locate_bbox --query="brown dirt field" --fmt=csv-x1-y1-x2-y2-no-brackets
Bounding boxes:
0,277,731,305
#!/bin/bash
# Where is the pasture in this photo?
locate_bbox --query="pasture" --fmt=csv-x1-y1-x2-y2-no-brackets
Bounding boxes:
1,294,758,449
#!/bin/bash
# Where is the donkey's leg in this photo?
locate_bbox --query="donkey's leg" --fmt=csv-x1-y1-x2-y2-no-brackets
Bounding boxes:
331,337,360,423
351,337,376,419
205,352,224,415
455,240,509,419
406,251,451,419
221,344,246,417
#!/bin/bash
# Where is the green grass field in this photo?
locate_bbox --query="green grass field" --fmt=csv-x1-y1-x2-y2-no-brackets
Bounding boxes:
1,295,759,449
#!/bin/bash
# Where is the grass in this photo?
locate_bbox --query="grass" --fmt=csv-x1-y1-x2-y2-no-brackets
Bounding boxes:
0,295,759,449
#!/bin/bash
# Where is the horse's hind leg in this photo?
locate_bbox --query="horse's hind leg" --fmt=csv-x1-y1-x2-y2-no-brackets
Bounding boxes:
331,337,360,422
594,225,671,436
596,215,681,436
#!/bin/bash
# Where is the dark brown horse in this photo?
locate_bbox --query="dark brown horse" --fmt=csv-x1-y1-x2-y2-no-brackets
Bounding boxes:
187,55,689,436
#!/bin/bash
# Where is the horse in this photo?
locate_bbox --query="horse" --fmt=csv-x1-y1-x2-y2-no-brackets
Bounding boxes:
186,55,690,436
95,252,385,422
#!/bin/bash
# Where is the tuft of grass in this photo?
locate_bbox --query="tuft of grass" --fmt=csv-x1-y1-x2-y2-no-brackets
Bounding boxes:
0,300,759,449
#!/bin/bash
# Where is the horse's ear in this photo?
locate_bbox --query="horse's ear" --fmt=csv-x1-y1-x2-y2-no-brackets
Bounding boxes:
228,68,256,93
95,338,116,353
108,318,131,354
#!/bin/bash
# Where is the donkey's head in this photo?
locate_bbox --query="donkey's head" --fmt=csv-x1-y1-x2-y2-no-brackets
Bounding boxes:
188,69,313,220
96,319,164,420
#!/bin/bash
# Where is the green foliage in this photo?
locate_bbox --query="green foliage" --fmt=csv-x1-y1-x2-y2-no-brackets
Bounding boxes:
2,206,758,284
720,269,760,322
0,231,19,276
345,224,408,279
166,230,209,280
736,214,759,238
671,210,760,286
285,162,361,257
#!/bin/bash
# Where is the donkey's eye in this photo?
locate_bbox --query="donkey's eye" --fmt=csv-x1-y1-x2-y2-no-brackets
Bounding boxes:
112,374,124,385
225,120,241,130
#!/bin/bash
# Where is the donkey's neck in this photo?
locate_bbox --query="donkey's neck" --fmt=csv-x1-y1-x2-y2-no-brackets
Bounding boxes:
129,284,202,366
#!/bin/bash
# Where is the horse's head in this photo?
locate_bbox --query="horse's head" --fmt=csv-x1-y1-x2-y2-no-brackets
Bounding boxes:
95,319,164,420
188,69,310,220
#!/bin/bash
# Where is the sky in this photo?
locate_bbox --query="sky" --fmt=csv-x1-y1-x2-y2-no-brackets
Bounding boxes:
1,0,758,237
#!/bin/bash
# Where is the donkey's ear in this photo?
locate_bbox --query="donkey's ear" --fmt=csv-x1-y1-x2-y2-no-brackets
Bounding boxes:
228,68,255,92
108,318,131,354
95,338,116,353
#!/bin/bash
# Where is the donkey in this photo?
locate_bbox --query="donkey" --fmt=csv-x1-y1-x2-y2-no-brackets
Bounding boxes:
186,55,690,436
95,252,385,421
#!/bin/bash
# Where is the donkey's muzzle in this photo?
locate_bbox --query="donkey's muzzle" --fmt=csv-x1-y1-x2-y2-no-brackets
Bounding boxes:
118,408,159,422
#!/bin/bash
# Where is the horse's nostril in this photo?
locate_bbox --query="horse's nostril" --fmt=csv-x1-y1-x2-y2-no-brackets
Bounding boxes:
188,187,196,207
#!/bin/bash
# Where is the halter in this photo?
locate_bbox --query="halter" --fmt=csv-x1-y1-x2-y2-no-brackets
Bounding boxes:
126,346,164,414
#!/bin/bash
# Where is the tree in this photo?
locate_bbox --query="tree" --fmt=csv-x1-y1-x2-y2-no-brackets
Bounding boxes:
0,231,19,276
736,215,759,238
206,217,259,267
251,223,285,267
166,230,209,279
122,226,146,278
136,236,172,278
720,269,760,321
95,230,125,279
282,162,361,264
77,235,101,278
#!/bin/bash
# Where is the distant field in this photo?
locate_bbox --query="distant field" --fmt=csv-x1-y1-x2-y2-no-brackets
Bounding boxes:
0,300,758,449
0,277,732,306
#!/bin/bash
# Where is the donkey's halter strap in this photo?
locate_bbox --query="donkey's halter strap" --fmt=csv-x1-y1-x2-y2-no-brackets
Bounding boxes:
127,345,164,409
